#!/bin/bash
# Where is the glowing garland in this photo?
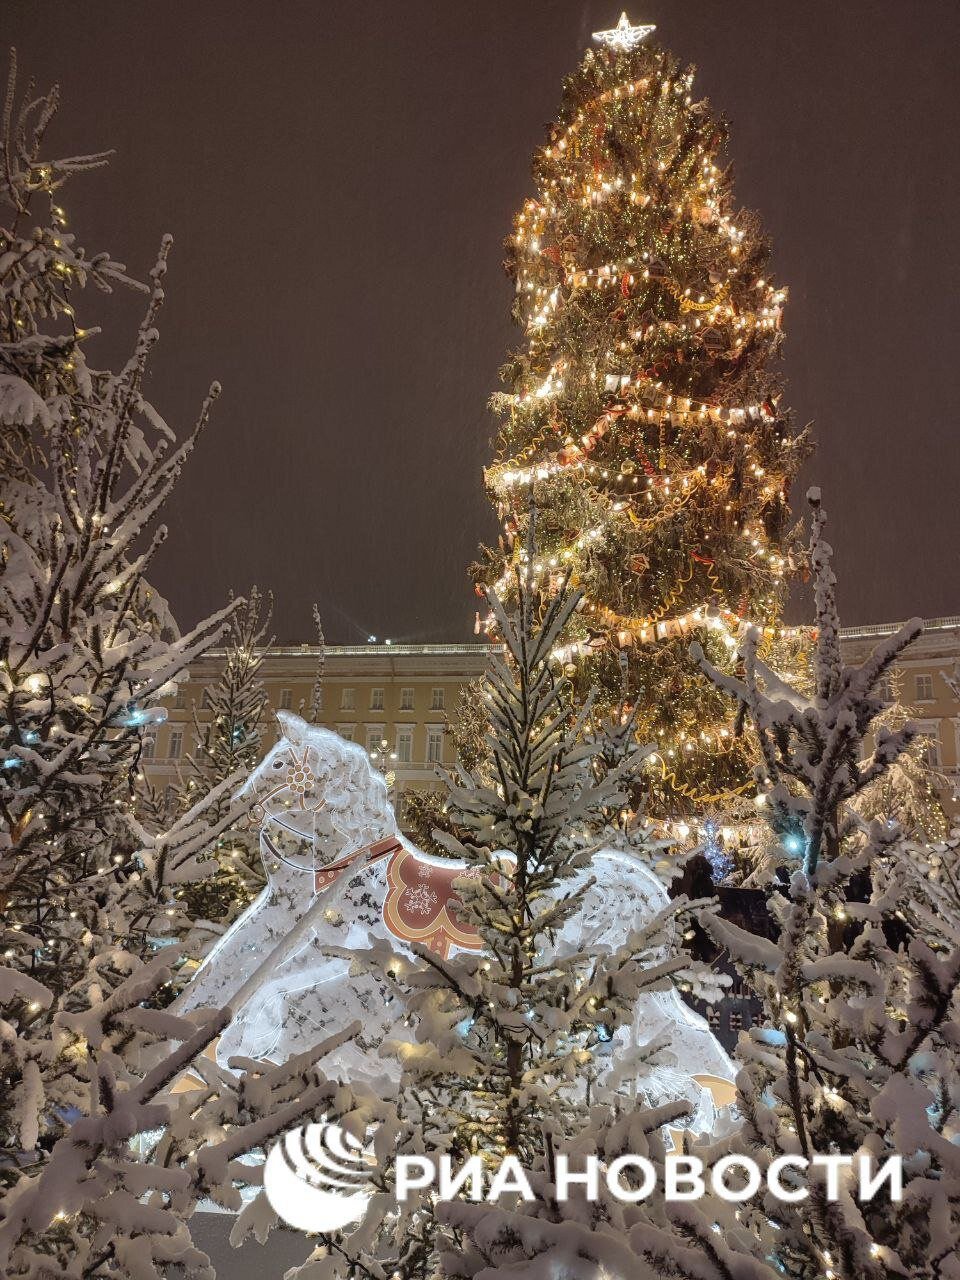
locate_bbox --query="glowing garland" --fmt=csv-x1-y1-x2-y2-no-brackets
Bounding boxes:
490,394,779,487
543,257,739,311
538,66,697,167
589,557,694,634
478,589,813,806
530,299,780,351
623,472,707,529
646,746,755,807
519,175,753,255
503,378,777,423
521,239,785,335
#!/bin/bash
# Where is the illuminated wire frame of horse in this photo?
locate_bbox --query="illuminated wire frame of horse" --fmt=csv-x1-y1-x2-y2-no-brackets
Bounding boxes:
175,711,734,1128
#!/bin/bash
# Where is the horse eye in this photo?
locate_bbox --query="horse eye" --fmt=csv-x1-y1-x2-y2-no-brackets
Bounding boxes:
273,759,284,770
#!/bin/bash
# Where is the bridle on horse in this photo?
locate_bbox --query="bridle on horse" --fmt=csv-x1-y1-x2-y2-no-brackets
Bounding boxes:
260,806,402,886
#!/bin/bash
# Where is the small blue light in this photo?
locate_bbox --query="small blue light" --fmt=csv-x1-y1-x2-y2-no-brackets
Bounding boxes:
2,757,22,770
456,1016,475,1039
111,702,167,729
783,833,804,855
759,1028,787,1046
596,1023,614,1043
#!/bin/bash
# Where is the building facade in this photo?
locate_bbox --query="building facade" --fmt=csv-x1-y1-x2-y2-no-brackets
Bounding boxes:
839,614,960,814
144,642,497,809
144,615,960,823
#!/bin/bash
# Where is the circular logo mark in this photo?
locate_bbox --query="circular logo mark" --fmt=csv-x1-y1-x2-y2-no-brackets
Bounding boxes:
264,1120,375,1233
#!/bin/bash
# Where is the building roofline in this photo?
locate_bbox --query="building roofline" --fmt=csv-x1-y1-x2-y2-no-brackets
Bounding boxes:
199,642,502,660
193,617,960,662
837,615,960,641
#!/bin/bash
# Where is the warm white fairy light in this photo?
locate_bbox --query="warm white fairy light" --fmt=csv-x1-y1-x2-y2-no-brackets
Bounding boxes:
592,12,656,51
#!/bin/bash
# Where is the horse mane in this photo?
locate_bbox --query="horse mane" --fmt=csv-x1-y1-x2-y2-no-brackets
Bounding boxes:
251,720,398,851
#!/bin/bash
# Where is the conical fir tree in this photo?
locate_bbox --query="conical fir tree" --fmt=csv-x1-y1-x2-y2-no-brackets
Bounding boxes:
177,586,274,922
479,15,808,816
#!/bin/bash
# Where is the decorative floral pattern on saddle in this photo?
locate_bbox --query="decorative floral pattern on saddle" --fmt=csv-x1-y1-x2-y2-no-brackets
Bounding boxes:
382,849,484,958
312,838,484,959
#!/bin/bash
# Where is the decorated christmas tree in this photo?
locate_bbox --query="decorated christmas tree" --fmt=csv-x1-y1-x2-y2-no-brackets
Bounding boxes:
478,13,809,819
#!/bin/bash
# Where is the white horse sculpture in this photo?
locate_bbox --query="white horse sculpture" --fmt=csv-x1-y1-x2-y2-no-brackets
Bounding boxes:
177,711,733,1121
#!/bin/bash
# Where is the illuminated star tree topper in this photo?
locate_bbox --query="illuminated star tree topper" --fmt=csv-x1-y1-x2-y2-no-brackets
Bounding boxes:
592,11,656,50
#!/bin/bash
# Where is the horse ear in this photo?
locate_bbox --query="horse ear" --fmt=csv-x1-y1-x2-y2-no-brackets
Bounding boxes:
276,709,309,746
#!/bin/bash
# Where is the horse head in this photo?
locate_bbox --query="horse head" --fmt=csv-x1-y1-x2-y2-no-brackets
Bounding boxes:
239,710,398,881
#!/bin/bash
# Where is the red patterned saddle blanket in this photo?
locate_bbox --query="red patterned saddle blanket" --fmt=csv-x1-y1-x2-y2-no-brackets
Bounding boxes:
314,837,483,958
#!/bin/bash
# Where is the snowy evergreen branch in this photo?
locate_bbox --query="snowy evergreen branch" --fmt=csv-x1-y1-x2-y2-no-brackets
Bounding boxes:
0,956,373,1279
175,586,274,923
291,563,731,1279
666,492,960,1280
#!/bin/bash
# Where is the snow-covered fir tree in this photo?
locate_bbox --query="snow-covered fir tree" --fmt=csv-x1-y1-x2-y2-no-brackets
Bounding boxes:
177,586,274,923
898,826,960,943
0,948,376,1278
400,677,490,855
0,55,243,993
283,548,730,1279
627,489,960,1280
851,672,949,842
0,58,383,1280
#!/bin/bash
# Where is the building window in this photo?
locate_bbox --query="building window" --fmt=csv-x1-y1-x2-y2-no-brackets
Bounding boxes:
915,674,934,702
370,687,384,711
280,688,293,710
341,687,356,711
400,687,415,711
729,1010,743,1032
337,724,355,743
396,728,413,763
707,1008,720,1031
366,726,385,754
876,675,892,703
427,726,444,764
916,721,942,769
141,735,156,760
175,685,187,710
201,689,213,710
168,729,183,760
430,687,445,711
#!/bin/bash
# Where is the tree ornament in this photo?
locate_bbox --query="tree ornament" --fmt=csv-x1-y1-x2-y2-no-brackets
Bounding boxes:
592,12,657,51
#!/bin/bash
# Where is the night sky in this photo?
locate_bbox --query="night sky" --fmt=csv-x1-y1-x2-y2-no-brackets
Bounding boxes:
8,1,960,642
